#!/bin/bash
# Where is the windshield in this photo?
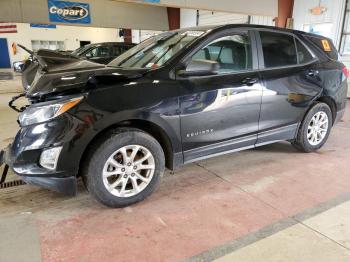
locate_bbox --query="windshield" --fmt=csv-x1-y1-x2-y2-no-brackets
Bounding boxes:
108,30,206,69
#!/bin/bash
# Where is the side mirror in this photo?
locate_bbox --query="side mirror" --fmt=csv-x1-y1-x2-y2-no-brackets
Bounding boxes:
85,53,92,59
177,59,219,77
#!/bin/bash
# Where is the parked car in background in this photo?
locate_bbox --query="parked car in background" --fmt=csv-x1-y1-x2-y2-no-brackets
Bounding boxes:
71,42,135,64
1,25,348,208
14,42,135,90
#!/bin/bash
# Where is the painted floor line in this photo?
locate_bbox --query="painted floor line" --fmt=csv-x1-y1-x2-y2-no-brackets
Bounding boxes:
185,191,350,262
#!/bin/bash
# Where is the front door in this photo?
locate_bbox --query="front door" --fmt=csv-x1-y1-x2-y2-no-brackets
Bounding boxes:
178,31,263,163
0,38,11,68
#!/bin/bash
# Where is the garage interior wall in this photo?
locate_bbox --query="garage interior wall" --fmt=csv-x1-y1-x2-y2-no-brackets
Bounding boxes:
0,0,169,31
131,30,163,44
122,0,278,17
180,9,275,28
293,0,346,48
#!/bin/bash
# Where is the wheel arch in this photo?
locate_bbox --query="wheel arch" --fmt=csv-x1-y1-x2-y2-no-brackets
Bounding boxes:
316,96,337,125
78,119,180,177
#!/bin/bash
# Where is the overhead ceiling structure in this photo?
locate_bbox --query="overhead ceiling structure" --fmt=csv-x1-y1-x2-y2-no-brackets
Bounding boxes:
0,0,280,31
117,0,278,17
0,0,169,30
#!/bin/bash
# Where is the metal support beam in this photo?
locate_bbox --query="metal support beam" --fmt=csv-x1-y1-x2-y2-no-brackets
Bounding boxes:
275,0,294,28
167,7,180,30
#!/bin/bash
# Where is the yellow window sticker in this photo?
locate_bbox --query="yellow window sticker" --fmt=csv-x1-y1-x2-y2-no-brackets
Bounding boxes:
321,39,331,52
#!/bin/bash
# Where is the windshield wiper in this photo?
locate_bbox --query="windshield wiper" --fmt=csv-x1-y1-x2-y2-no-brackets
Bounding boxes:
115,32,178,67
141,33,188,68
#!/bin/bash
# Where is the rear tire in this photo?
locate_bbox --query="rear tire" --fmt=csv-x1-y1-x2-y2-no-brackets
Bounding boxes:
83,128,165,208
292,102,332,153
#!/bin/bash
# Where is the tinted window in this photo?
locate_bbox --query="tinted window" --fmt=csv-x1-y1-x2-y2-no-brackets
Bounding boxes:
191,34,252,73
111,46,122,56
304,35,339,60
86,46,110,58
296,39,314,63
260,31,297,68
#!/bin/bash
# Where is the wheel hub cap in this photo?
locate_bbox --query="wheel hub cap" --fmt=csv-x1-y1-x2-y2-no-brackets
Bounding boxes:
307,111,329,146
102,145,155,197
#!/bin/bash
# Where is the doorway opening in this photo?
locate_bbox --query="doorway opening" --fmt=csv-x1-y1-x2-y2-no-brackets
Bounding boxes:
80,41,91,47
0,38,11,68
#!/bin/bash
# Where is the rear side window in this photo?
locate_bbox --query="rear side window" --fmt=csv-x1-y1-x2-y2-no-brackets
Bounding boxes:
111,46,122,56
85,46,109,58
304,35,339,60
295,39,314,64
259,31,297,68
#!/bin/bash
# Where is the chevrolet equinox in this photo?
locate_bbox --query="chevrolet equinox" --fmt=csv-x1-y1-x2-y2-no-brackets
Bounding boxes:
0,25,348,207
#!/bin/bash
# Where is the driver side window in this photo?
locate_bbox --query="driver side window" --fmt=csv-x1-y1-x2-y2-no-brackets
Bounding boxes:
191,34,252,74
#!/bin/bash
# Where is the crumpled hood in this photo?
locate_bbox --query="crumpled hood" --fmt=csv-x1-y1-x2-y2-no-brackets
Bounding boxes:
24,49,148,100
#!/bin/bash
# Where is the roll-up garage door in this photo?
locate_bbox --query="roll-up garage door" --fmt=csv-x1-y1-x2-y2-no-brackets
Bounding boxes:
198,11,248,26
197,10,274,26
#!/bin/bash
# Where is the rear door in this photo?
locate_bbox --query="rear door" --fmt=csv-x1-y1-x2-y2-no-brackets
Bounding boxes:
255,30,321,145
178,29,263,162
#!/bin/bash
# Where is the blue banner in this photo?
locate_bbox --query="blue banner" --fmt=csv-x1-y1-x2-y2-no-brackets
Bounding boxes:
30,23,57,29
48,0,91,24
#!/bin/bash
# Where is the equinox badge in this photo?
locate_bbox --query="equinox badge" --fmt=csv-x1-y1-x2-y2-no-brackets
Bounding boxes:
186,129,214,138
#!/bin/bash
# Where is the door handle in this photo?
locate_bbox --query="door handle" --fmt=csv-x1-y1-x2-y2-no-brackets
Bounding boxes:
241,78,258,86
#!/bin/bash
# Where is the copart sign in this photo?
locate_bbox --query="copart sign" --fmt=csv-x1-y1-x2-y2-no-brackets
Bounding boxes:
48,0,91,24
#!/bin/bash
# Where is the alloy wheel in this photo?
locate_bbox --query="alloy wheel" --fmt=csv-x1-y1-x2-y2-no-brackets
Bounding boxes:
307,111,329,146
102,145,155,197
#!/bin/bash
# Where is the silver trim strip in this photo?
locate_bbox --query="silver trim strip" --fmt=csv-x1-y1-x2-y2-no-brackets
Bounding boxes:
184,145,255,164
184,123,300,163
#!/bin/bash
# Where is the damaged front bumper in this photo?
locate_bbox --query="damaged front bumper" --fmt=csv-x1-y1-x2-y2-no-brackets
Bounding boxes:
0,93,85,195
0,144,77,195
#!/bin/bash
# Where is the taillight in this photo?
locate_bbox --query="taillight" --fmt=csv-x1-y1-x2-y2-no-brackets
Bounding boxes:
342,66,349,79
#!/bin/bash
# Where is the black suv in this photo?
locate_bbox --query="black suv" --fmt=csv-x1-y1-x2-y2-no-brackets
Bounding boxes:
1,25,348,207
71,42,135,64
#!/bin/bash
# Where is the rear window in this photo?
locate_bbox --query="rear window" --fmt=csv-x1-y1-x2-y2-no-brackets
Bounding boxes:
259,31,297,68
304,35,339,60
295,39,314,64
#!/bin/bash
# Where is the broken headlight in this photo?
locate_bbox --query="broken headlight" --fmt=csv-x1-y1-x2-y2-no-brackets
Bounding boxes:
19,96,83,126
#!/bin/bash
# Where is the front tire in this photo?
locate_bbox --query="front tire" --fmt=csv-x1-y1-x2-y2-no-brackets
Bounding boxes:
292,102,333,153
84,128,165,208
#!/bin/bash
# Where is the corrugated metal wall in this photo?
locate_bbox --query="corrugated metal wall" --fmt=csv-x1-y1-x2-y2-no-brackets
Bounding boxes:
198,11,248,25
250,16,275,26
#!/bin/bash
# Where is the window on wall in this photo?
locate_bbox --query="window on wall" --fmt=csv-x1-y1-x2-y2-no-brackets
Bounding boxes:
259,31,297,68
191,34,252,74
31,40,65,51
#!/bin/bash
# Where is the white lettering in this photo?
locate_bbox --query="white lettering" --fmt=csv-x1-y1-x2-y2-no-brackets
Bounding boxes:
50,5,88,20
49,6,57,14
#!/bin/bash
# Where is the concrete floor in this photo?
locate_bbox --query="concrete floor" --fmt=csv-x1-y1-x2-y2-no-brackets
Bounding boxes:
1,73,350,262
